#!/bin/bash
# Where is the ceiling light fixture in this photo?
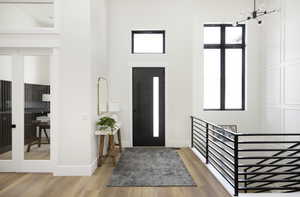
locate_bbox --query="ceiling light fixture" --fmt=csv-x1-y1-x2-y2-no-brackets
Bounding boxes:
233,0,278,26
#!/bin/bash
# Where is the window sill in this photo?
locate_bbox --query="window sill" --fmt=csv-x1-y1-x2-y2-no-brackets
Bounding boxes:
204,109,245,111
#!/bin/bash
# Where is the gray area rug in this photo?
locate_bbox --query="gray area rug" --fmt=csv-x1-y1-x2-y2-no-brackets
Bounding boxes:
107,148,196,187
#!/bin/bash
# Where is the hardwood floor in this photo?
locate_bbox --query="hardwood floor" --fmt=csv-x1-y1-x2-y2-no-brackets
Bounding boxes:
0,148,231,197
0,144,50,161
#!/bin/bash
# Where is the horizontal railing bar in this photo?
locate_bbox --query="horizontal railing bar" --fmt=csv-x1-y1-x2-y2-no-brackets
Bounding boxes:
208,153,235,176
193,143,206,157
208,156,235,183
209,162,235,188
239,149,300,152
245,143,300,173
246,158,300,185
239,164,300,168
237,133,300,136
191,116,237,136
207,128,235,142
239,179,300,183
208,138,235,158
194,140,205,150
245,176,300,188
255,181,300,192
239,141,300,144
208,134,235,151
208,150,235,174
247,147,299,179
193,120,206,128
207,143,235,166
252,180,300,190
280,182,300,188
195,144,205,157
239,187,300,191
193,130,206,139
286,174,300,180
240,172,300,175
193,128,205,135
239,156,300,160
193,124,206,133
194,132,206,143
193,137,206,149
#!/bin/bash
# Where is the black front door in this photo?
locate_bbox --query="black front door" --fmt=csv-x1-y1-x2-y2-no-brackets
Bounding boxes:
133,67,165,146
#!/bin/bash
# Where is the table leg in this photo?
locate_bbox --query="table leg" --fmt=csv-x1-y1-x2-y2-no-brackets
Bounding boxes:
98,135,105,167
44,128,50,144
27,140,32,152
38,127,42,147
117,129,122,153
109,135,116,166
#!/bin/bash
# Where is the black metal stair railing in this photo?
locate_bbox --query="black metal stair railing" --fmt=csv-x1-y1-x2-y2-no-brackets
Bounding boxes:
191,116,300,196
240,140,300,193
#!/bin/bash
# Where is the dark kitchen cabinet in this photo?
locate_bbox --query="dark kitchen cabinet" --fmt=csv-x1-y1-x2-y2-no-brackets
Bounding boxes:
0,80,50,154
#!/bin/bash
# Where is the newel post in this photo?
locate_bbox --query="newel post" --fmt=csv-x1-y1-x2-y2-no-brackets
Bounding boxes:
205,123,209,164
233,135,239,196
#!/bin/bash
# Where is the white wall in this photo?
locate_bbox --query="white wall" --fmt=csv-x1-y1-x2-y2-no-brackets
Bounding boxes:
56,0,93,170
0,55,49,85
261,0,300,136
24,56,50,85
192,0,262,134
107,0,262,147
55,0,108,174
0,4,38,28
0,3,53,28
90,0,108,166
0,0,108,176
0,55,12,81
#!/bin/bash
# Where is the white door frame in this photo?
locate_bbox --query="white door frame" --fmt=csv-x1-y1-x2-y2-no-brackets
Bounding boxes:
0,48,58,173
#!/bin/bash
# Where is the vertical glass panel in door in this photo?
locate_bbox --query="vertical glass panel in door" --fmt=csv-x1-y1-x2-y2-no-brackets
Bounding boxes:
0,55,12,160
225,49,243,109
24,56,50,160
153,77,159,138
0,2,54,29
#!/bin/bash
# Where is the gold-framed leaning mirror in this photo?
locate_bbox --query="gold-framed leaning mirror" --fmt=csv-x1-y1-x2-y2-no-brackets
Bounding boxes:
97,77,108,115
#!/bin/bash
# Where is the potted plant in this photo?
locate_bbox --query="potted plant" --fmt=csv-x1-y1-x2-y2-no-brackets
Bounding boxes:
96,116,117,133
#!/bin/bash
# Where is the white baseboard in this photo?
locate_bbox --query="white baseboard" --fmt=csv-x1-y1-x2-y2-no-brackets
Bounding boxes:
54,158,98,176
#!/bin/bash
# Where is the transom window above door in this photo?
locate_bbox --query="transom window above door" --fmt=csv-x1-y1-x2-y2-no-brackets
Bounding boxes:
131,30,165,54
203,24,246,111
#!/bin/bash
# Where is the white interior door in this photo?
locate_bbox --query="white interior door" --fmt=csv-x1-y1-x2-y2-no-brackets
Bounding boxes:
0,49,54,173
0,51,18,171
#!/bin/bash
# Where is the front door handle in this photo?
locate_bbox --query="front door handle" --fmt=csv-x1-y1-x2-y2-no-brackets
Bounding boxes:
11,124,16,128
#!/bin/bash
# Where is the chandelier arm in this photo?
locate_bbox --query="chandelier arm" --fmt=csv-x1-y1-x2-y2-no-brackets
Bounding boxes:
236,17,252,24
256,10,278,18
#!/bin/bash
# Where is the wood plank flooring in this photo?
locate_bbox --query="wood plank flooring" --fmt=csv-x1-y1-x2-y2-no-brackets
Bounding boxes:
0,144,50,160
0,148,231,197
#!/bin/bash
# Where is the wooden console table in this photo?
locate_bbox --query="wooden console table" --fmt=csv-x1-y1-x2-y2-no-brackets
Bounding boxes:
95,127,122,167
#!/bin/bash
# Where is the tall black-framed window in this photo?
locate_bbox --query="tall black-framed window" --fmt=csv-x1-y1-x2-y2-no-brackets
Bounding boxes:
203,24,246,111
131,30,166,54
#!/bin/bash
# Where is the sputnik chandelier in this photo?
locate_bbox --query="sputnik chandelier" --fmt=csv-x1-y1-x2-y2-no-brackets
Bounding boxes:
234,0,278,26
